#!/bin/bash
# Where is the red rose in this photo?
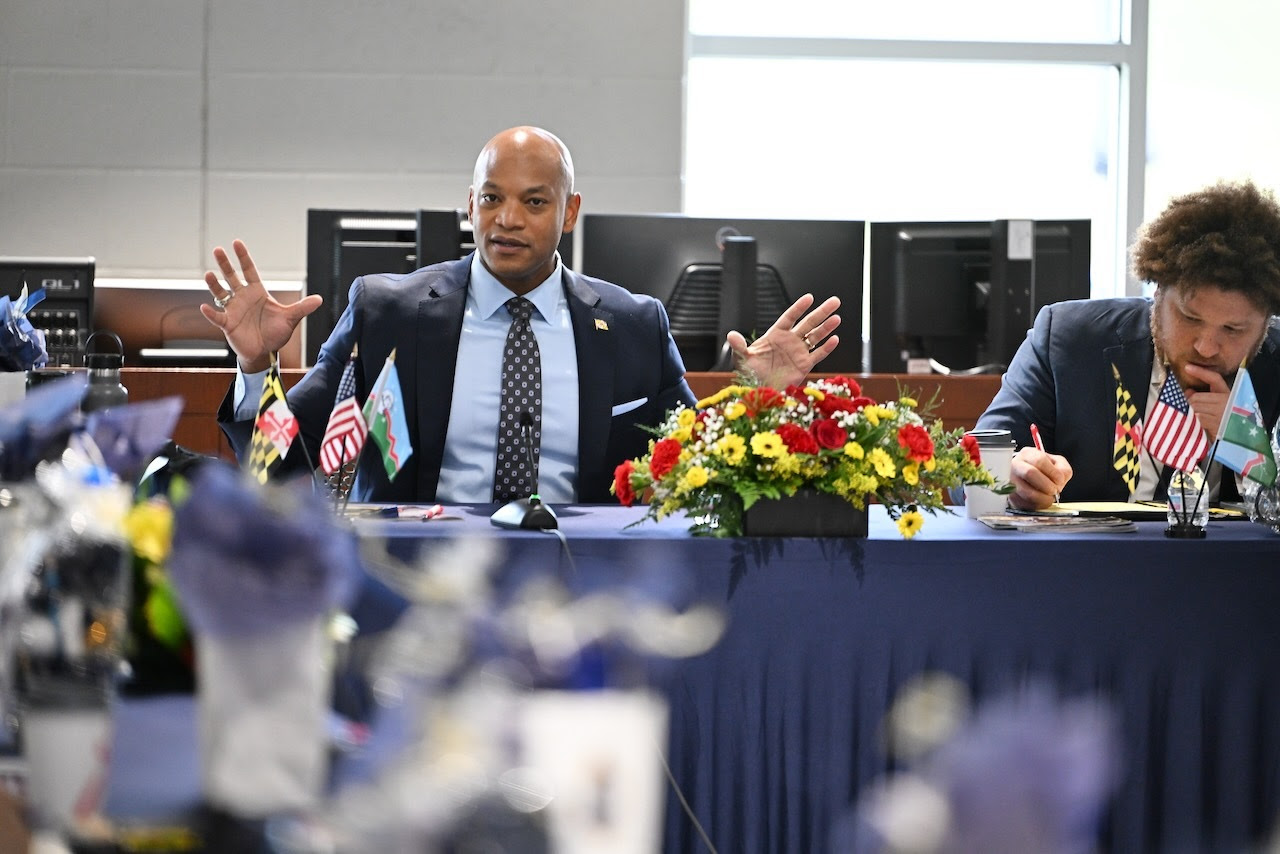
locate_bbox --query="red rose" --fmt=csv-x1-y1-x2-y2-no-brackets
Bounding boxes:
649,438,682,479
812,418,848,450
850,396,876,410
897,424,934,462
816,396,859,417
743,387,785,416
785,384,808,400
960,433,982,465
828,376,862,397
613,460,636,506
777,423,820,455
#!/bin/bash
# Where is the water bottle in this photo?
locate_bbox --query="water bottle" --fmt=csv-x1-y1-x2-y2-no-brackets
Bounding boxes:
1165,467,1208,537
81,331,128,413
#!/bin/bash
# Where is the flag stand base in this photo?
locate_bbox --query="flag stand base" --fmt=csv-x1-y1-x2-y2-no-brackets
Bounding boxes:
1164,523,1206,539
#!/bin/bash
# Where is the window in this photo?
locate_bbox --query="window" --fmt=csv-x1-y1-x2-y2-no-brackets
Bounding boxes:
684,0,1147,334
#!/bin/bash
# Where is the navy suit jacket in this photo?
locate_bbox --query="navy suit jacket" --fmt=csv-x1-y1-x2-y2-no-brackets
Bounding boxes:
976,297,1280,502
219,255,696,503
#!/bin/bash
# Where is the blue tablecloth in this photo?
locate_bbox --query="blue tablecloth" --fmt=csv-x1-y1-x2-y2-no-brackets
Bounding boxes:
107,505,1280,852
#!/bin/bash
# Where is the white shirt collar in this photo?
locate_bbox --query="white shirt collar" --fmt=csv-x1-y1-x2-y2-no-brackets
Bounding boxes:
469,252,564,322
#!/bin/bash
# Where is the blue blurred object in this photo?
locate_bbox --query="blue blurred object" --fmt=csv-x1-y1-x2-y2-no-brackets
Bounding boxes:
0,289,49,371
842,685,1120,854
84,396,184,482
167,462,363,637
0,372,88,480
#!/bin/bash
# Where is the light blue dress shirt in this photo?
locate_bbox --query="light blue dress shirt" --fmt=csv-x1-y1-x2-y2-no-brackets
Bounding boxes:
234,254,581,503
437,254,579,502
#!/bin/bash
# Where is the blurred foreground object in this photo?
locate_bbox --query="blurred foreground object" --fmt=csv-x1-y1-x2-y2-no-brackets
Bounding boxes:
166,462,361,818
843,679,1120,854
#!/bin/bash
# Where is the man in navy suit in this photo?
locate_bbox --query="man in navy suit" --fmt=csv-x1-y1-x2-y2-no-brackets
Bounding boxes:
977,181,1280,510
201,126,843,503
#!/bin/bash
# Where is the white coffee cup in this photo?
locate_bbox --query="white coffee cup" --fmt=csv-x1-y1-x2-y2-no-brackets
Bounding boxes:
963,429,1016,519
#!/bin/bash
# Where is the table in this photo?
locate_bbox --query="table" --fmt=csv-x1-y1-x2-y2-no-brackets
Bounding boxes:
107,505,1280,853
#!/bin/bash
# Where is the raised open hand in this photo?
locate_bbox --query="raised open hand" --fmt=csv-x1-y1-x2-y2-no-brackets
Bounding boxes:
199,239,322,373
727,293,841,388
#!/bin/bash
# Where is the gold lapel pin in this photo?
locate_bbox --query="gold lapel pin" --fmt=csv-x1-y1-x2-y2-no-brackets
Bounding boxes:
595,318,609,331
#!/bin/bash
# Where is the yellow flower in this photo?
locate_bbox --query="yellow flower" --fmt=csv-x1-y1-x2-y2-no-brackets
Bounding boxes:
677,408,697,429
672,427,693,443
902,462,920,486
803,387,825,401
924,457,937,472
696,389,729,409
900,396,918,407
773,453,802,476
896,510,924,538
680,466,710,491
751,431,786,458
843,441,865,459
696,385,748,409
714,433,747,465
851,473,879,493
867,447,896,478
724,402,747,421
124,499,173,565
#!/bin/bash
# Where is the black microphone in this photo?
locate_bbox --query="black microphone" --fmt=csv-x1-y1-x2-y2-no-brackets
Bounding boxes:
490,411,559,530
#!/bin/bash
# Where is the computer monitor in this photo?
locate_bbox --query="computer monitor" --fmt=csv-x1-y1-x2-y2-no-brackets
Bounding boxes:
417,208,575,270
305,209,419,366
578,214,865,373
868,220,1090,374
0,256,95,368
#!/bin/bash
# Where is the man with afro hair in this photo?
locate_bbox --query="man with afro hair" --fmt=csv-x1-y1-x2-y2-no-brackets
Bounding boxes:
977,180,1280,510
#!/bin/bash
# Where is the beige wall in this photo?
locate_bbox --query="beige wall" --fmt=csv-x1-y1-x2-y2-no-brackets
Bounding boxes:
4,1,1278,281
0,0,685,280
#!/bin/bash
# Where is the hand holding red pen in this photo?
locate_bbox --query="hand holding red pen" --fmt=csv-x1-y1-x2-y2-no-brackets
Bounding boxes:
1007,422,1074,510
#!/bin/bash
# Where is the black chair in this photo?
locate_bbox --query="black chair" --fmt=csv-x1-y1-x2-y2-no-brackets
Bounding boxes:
664,263,791,371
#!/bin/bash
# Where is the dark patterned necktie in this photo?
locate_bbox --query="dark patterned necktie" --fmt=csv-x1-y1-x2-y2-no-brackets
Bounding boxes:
493,297,542,502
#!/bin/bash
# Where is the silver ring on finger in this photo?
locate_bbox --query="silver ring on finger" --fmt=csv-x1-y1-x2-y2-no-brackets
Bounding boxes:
214,289,235,310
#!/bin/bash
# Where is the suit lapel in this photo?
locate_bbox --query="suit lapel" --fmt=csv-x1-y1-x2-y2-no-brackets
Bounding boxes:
564,271,616,487
413,264,469,501
1102,305,1156,496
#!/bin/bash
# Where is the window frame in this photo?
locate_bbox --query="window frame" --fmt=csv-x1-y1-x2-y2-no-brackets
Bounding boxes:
683,0,1149,297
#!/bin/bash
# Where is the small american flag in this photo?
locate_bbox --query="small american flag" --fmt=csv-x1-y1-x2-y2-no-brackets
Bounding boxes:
1145,371,1208,472
319,345,368,476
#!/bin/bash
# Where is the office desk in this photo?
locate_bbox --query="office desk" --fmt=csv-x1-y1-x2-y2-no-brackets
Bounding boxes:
108,507,1280,853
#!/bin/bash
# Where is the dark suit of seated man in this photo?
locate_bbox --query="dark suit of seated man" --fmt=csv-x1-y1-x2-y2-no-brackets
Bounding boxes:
203,126,843,503
976,180,1280,510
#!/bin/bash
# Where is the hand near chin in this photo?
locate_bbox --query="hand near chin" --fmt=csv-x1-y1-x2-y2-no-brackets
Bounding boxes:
1183,363,1232,440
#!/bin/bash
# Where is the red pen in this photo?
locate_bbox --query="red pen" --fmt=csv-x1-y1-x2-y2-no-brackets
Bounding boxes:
1029,423,1045,452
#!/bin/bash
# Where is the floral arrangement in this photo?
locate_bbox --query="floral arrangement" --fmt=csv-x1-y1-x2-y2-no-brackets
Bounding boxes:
123,479,193,690
612,376,995,538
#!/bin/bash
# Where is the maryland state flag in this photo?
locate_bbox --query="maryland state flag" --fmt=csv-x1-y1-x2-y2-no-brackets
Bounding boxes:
362,348,412,481
1111,363,1142,494
1212,364,1277,487
247,356,299,484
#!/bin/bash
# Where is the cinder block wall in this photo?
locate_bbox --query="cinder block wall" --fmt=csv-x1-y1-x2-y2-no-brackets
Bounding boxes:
0,0,684,280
